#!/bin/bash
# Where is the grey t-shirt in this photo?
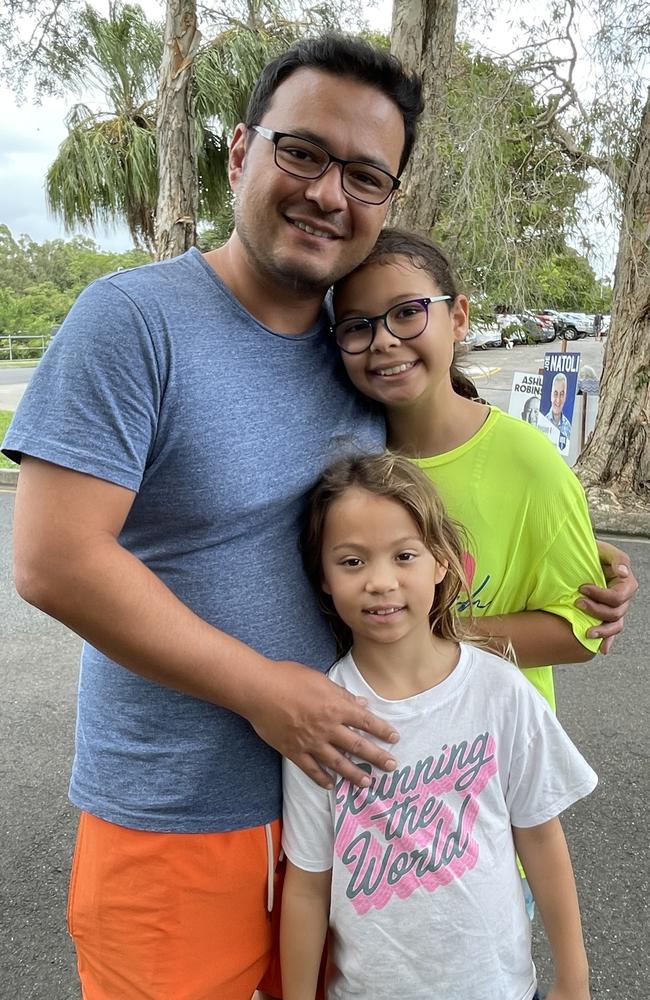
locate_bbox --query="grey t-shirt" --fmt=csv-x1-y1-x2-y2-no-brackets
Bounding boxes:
3,248,385,832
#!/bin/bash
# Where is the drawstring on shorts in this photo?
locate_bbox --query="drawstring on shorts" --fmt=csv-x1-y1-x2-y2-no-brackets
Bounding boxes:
264,822,274,912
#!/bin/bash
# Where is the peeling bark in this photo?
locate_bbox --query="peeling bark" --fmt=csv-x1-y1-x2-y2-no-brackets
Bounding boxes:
155,0,201,260
388,0,458,233
576,89,650,505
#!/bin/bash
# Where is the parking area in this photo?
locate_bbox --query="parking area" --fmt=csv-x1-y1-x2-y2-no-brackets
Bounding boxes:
461,336,607,412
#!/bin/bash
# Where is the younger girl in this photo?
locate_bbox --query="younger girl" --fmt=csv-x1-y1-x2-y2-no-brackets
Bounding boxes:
280,452,595,1000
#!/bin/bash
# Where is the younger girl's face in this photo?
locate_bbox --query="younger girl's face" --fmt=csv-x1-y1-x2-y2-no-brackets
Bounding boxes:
333,258,469,408
320,487,447,649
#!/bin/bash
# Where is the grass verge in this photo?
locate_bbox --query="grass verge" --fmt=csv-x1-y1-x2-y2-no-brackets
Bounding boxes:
0,410,17,467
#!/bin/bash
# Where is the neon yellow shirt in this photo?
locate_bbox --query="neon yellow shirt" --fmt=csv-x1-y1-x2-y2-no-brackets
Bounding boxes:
412,407,604,710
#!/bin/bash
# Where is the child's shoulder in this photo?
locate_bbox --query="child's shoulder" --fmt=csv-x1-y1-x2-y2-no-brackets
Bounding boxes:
488,408,557,452
462,643,542,699
462,641,518,676
485,408,577,483
327,652,358,690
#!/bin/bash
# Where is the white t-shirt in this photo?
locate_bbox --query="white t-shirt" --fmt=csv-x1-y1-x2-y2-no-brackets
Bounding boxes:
282,643,597,1000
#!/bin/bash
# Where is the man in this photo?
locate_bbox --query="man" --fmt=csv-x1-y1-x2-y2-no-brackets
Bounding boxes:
545,372,573,440
2,32,637,1000
4,35,423,1000
593,312,604,339
521,395,541,427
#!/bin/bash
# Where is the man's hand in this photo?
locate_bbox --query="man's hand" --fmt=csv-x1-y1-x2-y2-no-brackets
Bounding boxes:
244,660,399,788
578,540,639,653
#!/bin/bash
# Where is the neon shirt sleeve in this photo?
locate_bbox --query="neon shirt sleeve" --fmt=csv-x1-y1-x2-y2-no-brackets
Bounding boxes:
522,473,605,654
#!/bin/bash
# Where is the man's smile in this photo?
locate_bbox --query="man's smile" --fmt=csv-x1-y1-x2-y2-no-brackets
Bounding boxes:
285,215,342,240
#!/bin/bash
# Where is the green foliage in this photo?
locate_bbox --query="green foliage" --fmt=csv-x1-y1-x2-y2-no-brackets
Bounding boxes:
44,0,347,248
0,412,17,468
432,47,592,310
532,249,612,311
0,224,151,335
44,3,165,250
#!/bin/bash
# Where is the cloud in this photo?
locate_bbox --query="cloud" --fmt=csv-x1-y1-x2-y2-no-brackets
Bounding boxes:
0,85,132,250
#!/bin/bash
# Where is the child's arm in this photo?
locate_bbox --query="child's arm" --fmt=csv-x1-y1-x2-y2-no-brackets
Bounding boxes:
280,860,331,1000
469,611,595,667
513,818,590,1000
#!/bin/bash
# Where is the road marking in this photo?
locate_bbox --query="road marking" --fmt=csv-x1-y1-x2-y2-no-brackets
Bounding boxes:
466,366,501,380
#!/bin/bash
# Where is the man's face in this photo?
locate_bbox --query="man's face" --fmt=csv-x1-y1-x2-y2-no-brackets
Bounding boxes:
229,68,405,295
551,381,566,419
525,397,540,426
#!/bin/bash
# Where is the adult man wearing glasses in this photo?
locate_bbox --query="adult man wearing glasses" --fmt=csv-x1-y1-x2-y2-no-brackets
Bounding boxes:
2,32,636,1000
4,34,423,1000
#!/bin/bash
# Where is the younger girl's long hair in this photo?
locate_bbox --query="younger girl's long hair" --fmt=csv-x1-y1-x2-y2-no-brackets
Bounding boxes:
301,451,475,657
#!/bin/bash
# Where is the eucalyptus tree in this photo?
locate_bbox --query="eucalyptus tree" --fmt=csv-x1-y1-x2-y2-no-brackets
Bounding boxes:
388,0,458,232
388,0,649,509
156,0,342,257
494,0,650,510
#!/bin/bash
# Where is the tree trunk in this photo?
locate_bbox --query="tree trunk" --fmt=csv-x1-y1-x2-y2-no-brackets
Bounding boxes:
575,89,650,514
388,0,458,233
155,0,201,260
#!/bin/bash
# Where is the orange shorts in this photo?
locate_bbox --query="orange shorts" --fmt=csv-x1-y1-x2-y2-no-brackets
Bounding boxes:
67,811,283,1000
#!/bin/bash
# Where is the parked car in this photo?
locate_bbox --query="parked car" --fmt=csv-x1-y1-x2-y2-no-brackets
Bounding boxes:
497,312,556,345
468,321,503,349
519,311,556,342
496,314,527,347
553,312,594,339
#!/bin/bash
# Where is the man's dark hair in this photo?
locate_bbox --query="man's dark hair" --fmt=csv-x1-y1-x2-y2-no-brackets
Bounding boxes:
245,33,423,176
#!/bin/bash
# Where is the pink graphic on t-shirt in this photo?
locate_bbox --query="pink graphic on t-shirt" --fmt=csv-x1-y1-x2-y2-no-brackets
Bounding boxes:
334,732,497,915
457,550,492,612
462,550,476,591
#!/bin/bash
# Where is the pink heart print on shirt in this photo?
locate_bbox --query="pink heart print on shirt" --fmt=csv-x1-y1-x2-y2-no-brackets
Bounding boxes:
462,550,476,592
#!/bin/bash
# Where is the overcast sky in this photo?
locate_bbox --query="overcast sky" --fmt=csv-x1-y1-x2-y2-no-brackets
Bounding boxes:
0,0,619,276
0,0,395,252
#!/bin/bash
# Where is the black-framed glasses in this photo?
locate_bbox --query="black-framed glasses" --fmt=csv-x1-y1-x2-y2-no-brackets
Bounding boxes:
249,124,400,205
332,296,452,354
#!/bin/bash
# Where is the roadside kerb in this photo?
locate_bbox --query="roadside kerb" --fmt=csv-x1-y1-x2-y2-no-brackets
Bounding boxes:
0,467,19,487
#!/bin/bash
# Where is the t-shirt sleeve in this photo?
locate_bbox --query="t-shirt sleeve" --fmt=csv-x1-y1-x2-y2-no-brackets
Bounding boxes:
282,757,335,872
524,463,606,654
506,686,598,828
1,277,162,492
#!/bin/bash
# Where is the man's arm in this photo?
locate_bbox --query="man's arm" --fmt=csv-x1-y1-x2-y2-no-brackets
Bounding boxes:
581,539,639,652
13,457,399,788
468,610,595,667
514,819,590,1000
280,862,330,1000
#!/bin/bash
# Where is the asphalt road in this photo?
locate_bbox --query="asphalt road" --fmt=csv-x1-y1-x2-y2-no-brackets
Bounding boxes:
1,489,648,999
0,366,36,411
464,336,607,412
0,340,606,415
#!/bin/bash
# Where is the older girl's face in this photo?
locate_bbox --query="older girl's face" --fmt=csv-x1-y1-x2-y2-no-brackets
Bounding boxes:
333,258,469,409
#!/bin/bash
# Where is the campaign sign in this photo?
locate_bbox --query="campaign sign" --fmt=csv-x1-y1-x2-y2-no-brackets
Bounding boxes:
508,371,559,446
540,352,580,455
